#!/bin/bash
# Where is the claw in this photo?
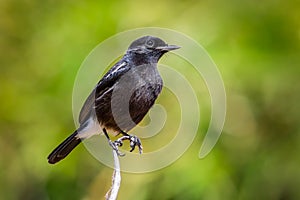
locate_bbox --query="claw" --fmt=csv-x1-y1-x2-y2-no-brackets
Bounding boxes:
108,140,125,157
129,136,143,154
109,134,143,156
114,139,124,147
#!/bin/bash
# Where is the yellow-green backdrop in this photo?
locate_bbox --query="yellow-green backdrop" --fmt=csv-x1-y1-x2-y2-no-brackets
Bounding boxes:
1,0,300,199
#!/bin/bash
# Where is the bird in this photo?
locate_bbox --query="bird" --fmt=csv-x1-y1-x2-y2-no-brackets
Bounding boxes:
47,35,180,164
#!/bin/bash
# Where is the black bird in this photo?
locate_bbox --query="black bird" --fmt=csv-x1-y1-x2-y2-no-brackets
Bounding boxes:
47,36,180,164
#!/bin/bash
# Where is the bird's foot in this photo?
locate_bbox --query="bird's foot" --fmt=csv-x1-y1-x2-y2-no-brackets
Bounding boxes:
128,135,143,154
113,134,143,155
108,139,125,157
103,129,143,156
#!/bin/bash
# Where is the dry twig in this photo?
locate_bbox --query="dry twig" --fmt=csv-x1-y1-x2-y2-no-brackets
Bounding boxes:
105,150,121,200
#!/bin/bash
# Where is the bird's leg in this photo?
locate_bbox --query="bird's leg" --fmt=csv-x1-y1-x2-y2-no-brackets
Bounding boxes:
117,131,143,154
103,128,125,156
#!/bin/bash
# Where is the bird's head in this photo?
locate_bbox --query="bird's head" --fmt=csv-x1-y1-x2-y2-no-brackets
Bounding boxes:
126,36,180,63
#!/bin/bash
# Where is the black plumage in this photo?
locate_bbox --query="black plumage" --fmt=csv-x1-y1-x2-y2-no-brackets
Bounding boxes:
48,36,180,164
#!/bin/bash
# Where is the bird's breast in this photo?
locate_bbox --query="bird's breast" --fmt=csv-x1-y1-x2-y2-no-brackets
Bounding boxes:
95,64,163,132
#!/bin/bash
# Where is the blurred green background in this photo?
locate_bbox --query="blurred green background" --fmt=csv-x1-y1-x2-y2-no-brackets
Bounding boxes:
1,0,300,199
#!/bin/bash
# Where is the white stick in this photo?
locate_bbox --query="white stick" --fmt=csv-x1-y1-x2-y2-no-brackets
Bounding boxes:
105,150,121,200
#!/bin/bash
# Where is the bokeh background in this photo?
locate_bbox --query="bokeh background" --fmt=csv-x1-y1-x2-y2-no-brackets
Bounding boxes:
1,0,300,199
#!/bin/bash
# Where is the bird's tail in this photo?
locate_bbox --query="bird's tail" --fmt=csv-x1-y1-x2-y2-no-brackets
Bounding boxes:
47,130,81,164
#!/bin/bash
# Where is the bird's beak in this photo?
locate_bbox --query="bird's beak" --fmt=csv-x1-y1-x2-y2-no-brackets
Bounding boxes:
156,44,181,51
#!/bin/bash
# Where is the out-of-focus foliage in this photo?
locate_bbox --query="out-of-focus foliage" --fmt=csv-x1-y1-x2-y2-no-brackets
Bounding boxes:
1,0,300,199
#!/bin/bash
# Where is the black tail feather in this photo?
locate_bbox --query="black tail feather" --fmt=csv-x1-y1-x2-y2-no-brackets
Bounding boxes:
48,130,81,164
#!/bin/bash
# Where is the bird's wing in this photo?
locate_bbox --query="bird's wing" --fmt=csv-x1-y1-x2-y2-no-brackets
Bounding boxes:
78,61,130,124
78,87,96,124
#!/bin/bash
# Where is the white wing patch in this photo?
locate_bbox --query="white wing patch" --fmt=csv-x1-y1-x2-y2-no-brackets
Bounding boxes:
110,61,127,76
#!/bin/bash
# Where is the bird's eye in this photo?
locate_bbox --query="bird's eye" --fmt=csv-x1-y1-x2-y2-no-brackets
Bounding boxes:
146,39,155,48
